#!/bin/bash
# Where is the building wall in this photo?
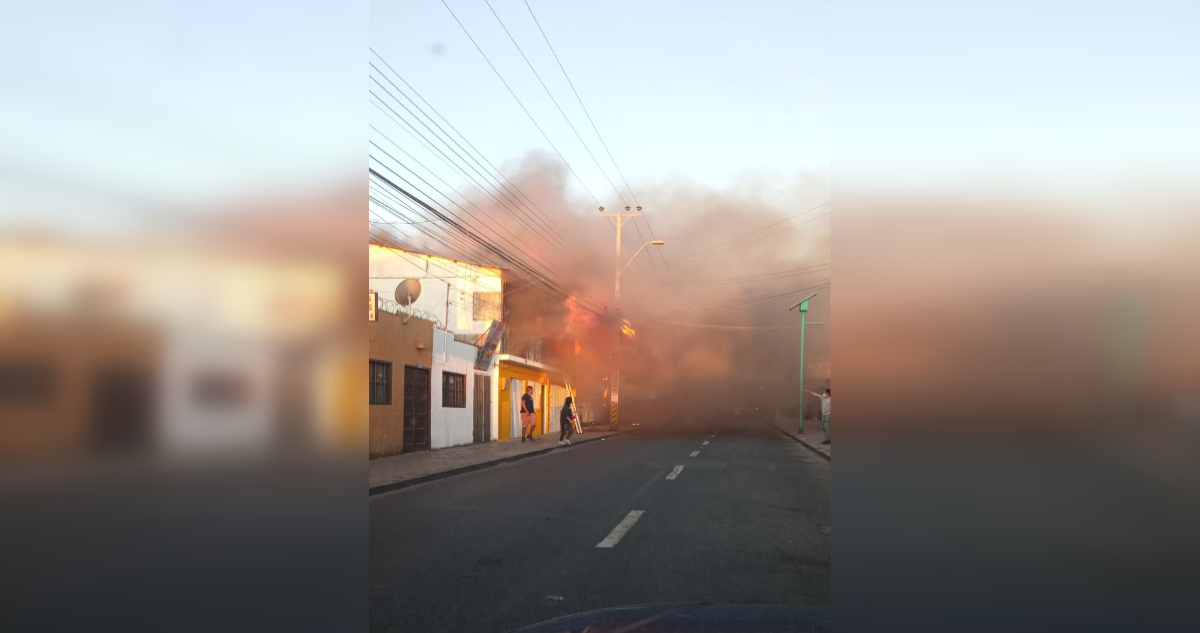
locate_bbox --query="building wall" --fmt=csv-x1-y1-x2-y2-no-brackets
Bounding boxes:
495,359,573,441
368,308,433,458
0,316,160,457
367,246,503,336
431,330,477,450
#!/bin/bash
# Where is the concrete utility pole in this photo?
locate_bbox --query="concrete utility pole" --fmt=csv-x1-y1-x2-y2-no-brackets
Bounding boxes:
790,292,824,432
600,205,663,430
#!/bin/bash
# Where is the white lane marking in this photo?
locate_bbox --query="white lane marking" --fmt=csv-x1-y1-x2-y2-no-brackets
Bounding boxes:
596,510,645,548
710,434,716,438
689,450,700,457
702,440,710,446
666,465,684,480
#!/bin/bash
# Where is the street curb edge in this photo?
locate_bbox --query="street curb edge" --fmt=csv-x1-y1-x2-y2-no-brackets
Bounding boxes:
763,421,831,462
369,430,633,497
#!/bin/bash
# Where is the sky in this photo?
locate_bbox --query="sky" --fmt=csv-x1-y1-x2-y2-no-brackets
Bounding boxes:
0,0,365,235
370,0,831,207
3,0,1196,237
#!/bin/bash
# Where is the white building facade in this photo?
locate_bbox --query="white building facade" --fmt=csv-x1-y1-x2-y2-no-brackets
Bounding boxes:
430,329,482,450
368,246,504,337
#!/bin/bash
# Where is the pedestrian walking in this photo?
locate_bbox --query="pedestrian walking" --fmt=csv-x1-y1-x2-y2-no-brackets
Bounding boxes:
805,388,831,444
521,385,537,442
559,396,577,445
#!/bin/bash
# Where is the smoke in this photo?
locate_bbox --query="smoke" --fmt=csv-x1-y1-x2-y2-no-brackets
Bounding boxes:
425,150,832,430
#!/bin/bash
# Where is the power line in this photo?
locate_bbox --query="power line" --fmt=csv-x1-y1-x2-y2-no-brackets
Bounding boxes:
370,164,609,315
371,167,609,317
648,281,831,316
370,219,436,226
672,205,831,265
662,261,830,285
439,0,603,208
369,45,653,281
642,319,803,330
368,87,572,256
518,0,675,288
369,117,574,272
484,0,628,208
369,47,567,235
521,0,641,207
367,132,574,288
368,69,573,253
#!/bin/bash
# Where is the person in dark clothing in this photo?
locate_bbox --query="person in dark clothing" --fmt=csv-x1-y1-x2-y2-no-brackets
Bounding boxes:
559,396,577,445
521,385,537,442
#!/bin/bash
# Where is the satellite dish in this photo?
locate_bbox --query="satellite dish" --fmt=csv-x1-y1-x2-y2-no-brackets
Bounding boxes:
395,279,422,304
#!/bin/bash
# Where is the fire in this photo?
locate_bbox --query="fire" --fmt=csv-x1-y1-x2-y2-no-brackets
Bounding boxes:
574,340,582,355
563,295,595,333
621,319,636,338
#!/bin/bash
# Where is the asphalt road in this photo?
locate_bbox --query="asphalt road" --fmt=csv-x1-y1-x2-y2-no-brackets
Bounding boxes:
369,414,830,633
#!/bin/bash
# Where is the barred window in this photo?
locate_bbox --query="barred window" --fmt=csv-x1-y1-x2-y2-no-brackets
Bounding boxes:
472,292,502,322
369,360,391,405
442,371,466,408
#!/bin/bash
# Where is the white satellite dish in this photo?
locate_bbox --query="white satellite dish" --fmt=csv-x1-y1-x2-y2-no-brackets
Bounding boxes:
395,278,422,304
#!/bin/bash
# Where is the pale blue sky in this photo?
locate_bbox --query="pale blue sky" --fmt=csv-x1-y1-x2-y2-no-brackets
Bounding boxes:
3,0,1196,237
832,0,1200,188
1,0,364,234
370,0,831,206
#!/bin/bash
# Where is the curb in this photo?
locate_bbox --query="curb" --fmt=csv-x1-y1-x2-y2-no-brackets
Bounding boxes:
763,421,831,462
369,430,632,496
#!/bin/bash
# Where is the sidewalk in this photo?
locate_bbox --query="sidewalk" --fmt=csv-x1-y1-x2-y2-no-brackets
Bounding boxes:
369,430,624,495
766,416,831,460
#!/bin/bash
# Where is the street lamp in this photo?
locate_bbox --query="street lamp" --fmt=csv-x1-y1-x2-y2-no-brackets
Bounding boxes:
789,292,825,432
619,241,665,276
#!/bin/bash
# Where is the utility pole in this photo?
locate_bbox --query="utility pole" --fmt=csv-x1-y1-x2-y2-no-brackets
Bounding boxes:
600,205,640,430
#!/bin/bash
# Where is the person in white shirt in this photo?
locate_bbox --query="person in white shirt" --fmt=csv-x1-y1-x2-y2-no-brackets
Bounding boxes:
805,388,831,445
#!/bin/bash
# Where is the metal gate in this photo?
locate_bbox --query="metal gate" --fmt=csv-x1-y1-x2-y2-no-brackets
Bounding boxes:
473,374,491,443
403,366,430,452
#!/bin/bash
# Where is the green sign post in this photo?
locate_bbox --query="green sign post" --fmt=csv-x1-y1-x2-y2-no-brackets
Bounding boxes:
790,293,824,433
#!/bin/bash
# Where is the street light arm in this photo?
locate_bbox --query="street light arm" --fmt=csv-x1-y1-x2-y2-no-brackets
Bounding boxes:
619,241,664,276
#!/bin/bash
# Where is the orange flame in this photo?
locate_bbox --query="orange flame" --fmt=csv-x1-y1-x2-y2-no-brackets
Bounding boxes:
574,340,582,355
563,296,595,333
621,319,636,338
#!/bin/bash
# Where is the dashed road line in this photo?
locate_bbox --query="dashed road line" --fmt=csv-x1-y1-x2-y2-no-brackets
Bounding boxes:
689,450,700,457
702,440,710,446
596,510,645,548
666,465,684,480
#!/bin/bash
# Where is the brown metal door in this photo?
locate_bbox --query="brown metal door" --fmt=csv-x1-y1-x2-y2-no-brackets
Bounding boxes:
473,374,490,443
403,366,430,452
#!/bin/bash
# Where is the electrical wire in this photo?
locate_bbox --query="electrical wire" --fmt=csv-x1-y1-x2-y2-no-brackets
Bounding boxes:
672,203,831,265
439,0,604,208
662,261,830,285
516,0,677,291
369,119,574,274
370,48,567,235
484,0,628,209
642,319,803,330
370,163,609,316
647,281,831,316
368,72,573,254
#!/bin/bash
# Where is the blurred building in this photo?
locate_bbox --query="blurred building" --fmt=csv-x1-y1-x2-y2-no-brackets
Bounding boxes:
0,239,346,458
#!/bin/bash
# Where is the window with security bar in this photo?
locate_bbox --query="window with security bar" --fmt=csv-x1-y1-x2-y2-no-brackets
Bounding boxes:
442,371,466,408
369,360,391,405
472,292,501,322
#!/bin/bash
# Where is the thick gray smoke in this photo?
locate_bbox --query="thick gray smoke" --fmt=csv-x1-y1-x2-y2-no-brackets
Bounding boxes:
391,150,831,430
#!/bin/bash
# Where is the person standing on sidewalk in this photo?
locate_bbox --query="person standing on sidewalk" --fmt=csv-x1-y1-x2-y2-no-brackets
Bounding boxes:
559,396,577,445
805,388,832,444
521,385,537,442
